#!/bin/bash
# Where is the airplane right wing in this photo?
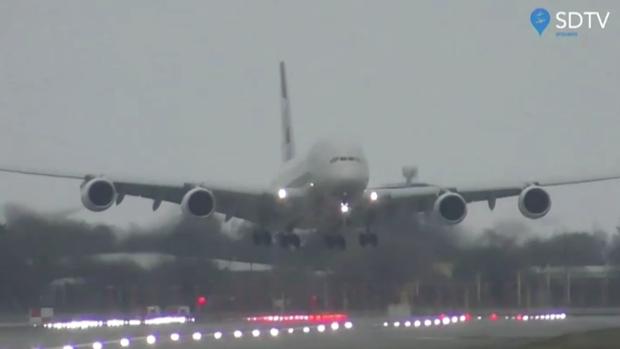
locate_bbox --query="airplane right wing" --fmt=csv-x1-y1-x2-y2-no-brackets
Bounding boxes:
0,166,282,224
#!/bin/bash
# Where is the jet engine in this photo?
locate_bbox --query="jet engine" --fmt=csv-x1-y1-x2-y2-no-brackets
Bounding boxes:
80,177,117,212
181,187,216,217
433,192,467,225
518,185,551,219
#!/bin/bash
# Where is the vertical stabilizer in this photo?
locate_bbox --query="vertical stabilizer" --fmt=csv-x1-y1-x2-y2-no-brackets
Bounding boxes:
280,61,295,162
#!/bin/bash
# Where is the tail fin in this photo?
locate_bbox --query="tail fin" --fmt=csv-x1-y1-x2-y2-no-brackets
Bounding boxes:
280,61,295,162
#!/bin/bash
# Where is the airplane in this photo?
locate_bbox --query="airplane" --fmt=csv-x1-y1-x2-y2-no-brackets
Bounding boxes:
2,61,620,250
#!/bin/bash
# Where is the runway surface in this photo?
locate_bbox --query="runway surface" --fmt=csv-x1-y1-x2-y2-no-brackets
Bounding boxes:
1,313,619,349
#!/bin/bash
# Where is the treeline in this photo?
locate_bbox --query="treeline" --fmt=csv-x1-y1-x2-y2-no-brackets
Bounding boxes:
1,205,620,313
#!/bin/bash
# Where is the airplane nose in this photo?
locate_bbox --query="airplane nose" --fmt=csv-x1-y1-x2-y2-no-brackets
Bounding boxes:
330,164,369,194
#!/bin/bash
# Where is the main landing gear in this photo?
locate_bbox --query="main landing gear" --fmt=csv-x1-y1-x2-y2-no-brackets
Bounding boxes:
252,231,301,249
278,233,301,249
358,233,378,247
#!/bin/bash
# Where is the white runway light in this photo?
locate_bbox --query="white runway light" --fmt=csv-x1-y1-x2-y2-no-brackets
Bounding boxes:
331,322,340,331
451,316,458,324
317,324,326,333
252,329,261,337
414,320,421,328
434,319,441,326
119,338,130,347
393,321,401,328
92,342,102,349
192,332,202,341
424,319,432,327
303,326,310,333
270,328,280,337
459,315,466,322
383,321,389,327
63,346,74,349
344,321,353,329
170,333,180,342
287,328,295,334
213,331,223,340
404,321,411,328
233,330,243,338
146,335,156,345
278,188,287,199
442,317,450,325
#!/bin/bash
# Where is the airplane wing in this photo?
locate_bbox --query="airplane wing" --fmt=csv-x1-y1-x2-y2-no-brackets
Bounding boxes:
0,166,279,223
368,173,620,208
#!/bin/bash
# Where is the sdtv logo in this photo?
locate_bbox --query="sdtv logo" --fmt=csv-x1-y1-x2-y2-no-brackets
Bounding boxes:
530,8,611,36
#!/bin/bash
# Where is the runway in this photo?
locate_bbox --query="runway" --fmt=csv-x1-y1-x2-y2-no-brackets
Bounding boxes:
1,313,618,349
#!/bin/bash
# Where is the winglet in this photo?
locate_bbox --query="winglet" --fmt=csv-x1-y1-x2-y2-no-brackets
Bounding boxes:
280,61,295,162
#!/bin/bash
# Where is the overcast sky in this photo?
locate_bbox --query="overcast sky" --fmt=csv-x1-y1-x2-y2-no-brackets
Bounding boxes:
0,1,618,235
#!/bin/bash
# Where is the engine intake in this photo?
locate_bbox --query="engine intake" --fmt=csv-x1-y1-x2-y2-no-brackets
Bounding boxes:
81,178,117,212
518,185,551,219
433,192,467,225
181,187,216,217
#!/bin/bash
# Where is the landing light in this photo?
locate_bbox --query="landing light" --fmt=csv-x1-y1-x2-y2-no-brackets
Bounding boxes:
340,202,350,214
278,188,287,199
370,191,378,201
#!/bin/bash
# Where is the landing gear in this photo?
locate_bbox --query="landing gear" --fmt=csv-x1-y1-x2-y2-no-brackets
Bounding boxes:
324,235,346,250
278,233,301,249
252,231,272,246
359,233,378,247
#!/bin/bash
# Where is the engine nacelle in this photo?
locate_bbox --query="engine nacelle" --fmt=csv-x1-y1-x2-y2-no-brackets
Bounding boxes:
518,185,551,219
433,192,467,225
181,187,216,218
80,178,117,212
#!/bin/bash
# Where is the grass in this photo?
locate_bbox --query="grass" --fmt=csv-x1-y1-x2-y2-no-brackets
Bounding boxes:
518,328,620,349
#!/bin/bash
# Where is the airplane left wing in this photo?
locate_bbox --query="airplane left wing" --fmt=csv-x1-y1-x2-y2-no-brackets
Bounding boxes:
367,173,620,216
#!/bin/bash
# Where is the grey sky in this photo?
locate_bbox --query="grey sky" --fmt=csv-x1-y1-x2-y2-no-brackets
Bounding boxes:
0,1,618,235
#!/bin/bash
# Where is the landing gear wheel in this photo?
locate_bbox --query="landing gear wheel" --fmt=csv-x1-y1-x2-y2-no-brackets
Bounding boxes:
289,234,301,249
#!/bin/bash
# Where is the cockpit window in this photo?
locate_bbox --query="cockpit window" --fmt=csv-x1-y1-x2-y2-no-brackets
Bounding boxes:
329,156,361,163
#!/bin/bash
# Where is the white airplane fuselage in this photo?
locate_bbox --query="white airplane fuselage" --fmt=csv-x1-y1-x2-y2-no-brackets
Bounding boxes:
270,139,370,231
